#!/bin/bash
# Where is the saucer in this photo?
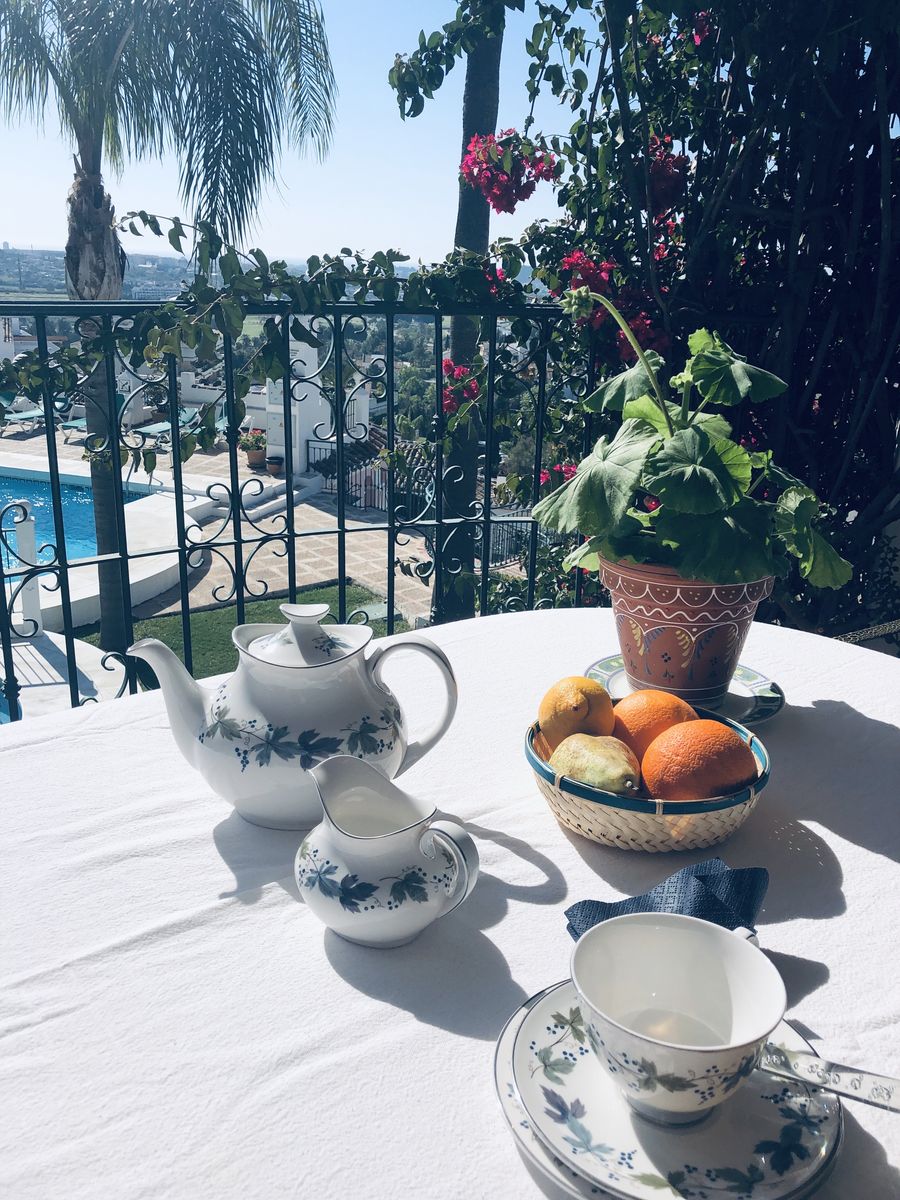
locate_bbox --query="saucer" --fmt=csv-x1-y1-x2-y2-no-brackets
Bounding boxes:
498,979,842,1200
584,655,785,726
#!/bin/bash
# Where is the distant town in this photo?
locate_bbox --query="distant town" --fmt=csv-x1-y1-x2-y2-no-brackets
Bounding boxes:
0,243,308,300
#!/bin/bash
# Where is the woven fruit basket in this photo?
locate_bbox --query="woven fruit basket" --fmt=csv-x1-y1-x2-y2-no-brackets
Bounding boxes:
525,710,770,853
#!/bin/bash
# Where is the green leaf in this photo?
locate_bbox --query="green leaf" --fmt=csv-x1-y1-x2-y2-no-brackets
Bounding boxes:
687,328,715,355
775,487,851,588
533,419,659,535
623,394,731,440
692,343,787,406
290,318,323,349
643,428,747,514
583,351,665,413
655,501,778,583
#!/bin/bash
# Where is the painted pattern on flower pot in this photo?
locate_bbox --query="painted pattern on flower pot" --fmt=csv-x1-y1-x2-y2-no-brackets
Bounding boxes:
600,559,773,705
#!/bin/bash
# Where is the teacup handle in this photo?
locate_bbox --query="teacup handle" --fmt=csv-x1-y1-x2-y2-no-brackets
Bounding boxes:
420,819,479,916
731,927,760,946
365,636,458,772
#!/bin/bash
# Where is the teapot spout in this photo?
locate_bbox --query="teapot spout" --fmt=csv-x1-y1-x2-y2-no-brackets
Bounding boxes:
129,638,207,767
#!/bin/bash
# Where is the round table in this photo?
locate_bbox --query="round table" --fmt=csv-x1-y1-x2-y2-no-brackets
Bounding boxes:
2,609,899,1199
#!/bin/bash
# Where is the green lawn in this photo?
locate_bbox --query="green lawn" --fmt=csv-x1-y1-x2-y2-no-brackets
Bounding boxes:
80,584,407,679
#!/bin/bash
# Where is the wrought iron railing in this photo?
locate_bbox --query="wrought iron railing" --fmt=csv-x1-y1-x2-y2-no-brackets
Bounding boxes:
0,299,594,720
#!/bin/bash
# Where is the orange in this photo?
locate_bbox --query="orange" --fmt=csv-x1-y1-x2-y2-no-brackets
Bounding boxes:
612,690,698,761
538,676,615,752
642,719,758,802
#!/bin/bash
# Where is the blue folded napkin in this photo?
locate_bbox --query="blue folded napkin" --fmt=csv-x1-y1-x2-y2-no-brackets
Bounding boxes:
564,858,768,941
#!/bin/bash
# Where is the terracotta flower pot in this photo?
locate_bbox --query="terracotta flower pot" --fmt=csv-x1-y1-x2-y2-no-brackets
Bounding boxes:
245,448,266,468
265,457,284,477
598,558,774,706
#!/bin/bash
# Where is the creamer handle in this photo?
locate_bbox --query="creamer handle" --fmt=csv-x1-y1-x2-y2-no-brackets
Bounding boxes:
366,636,458,773
421,819,479,917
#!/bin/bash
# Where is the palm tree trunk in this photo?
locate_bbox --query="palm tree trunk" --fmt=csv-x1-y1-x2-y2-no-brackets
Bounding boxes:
65,156,130,654
435,6,504,623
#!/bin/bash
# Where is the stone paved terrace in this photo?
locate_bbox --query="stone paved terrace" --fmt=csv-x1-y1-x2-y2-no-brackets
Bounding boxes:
0,424,436,626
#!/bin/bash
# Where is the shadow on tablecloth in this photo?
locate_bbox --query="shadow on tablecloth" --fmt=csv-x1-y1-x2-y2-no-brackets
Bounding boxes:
213,811,305,903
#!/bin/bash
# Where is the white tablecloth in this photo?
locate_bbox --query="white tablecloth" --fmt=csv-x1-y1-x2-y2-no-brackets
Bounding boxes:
2,609,900,1199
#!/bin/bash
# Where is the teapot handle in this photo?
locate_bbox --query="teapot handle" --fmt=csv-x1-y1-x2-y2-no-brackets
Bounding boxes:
365,636,458,773
420,819,480,916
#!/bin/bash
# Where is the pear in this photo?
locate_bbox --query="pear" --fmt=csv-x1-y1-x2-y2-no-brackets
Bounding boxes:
549,734,641,796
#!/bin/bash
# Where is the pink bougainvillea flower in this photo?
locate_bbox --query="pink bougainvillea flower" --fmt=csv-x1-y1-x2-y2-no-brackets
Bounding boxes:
539,468,551,486
443,394,459,415
463,378,480,400
561,463,577,481
693,11,713,45
442,358,454,377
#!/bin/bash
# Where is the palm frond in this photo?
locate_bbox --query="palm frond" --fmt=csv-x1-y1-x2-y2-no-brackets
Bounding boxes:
0,1,56,124
249,0,336,158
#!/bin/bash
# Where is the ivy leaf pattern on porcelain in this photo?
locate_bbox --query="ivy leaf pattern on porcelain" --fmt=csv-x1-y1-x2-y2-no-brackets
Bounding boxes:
200,704,242,741
296,729,343,769
535,1047,576,1085
297,849,455,917
253,725,299,766
337,874,379,913
304,860,341,899
388,869,429,905
197,697,395,772
541,1089,613,1161
343,714,395,757
551,1008,587,1045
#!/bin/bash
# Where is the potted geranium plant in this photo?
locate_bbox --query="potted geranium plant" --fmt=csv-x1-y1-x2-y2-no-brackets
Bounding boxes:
533,286,852,705
239,428,267,468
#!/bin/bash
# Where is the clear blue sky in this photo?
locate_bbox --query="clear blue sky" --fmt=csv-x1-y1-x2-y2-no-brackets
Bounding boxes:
0,0,564,263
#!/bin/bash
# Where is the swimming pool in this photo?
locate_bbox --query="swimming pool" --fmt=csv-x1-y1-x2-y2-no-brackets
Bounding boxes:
0,473,140,563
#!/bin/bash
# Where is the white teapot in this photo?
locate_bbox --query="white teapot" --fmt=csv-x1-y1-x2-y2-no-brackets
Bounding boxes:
129,604,457,829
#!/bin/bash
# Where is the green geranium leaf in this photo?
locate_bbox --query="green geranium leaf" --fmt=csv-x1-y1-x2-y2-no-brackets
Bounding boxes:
655,501,778,583
692,341,787,406
805,531,852,588
642,428,747,514
583,351,665,413
533,419,659,535
687,328,715,355
775,487,851,588
623,394,731,440
712,437,753,492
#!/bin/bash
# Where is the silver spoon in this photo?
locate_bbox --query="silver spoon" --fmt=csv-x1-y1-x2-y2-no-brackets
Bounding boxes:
760,1044,900,1113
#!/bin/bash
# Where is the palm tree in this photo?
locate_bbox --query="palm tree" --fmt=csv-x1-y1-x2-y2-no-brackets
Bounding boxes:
0,0,335,652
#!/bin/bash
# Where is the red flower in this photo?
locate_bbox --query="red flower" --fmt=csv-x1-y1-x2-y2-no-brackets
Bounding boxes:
693,12,713,45
561,463,577,481
442,390,459,415
460,130,556,214
616,312,671,363
452,364,469,381
648,135,689,215
442,358,454,377
644,496,661,512
463,378,480,400
539,468,551,486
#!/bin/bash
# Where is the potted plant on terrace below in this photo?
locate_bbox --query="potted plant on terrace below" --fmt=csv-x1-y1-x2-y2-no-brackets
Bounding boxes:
533,286,852,705
239,428,267,469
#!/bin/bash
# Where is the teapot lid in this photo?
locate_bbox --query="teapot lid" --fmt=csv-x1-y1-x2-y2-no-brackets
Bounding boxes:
247,603,373,668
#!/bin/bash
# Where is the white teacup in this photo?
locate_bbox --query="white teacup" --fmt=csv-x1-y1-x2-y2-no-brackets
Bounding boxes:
571,912,787,1126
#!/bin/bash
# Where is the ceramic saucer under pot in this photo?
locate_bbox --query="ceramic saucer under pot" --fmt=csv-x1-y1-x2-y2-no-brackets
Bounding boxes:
495,979,842,1200
584,655,785,727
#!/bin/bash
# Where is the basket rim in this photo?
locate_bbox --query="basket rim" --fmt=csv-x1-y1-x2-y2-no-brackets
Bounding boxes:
525,708,770,816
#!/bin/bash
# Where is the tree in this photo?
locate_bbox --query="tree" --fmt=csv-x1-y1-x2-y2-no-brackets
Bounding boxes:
391,1,518,621
0,0,335,652
394,0,900,637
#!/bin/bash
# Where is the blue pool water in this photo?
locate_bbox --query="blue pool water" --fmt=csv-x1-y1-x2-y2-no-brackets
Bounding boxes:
0,472,142,722
0,473,140,562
